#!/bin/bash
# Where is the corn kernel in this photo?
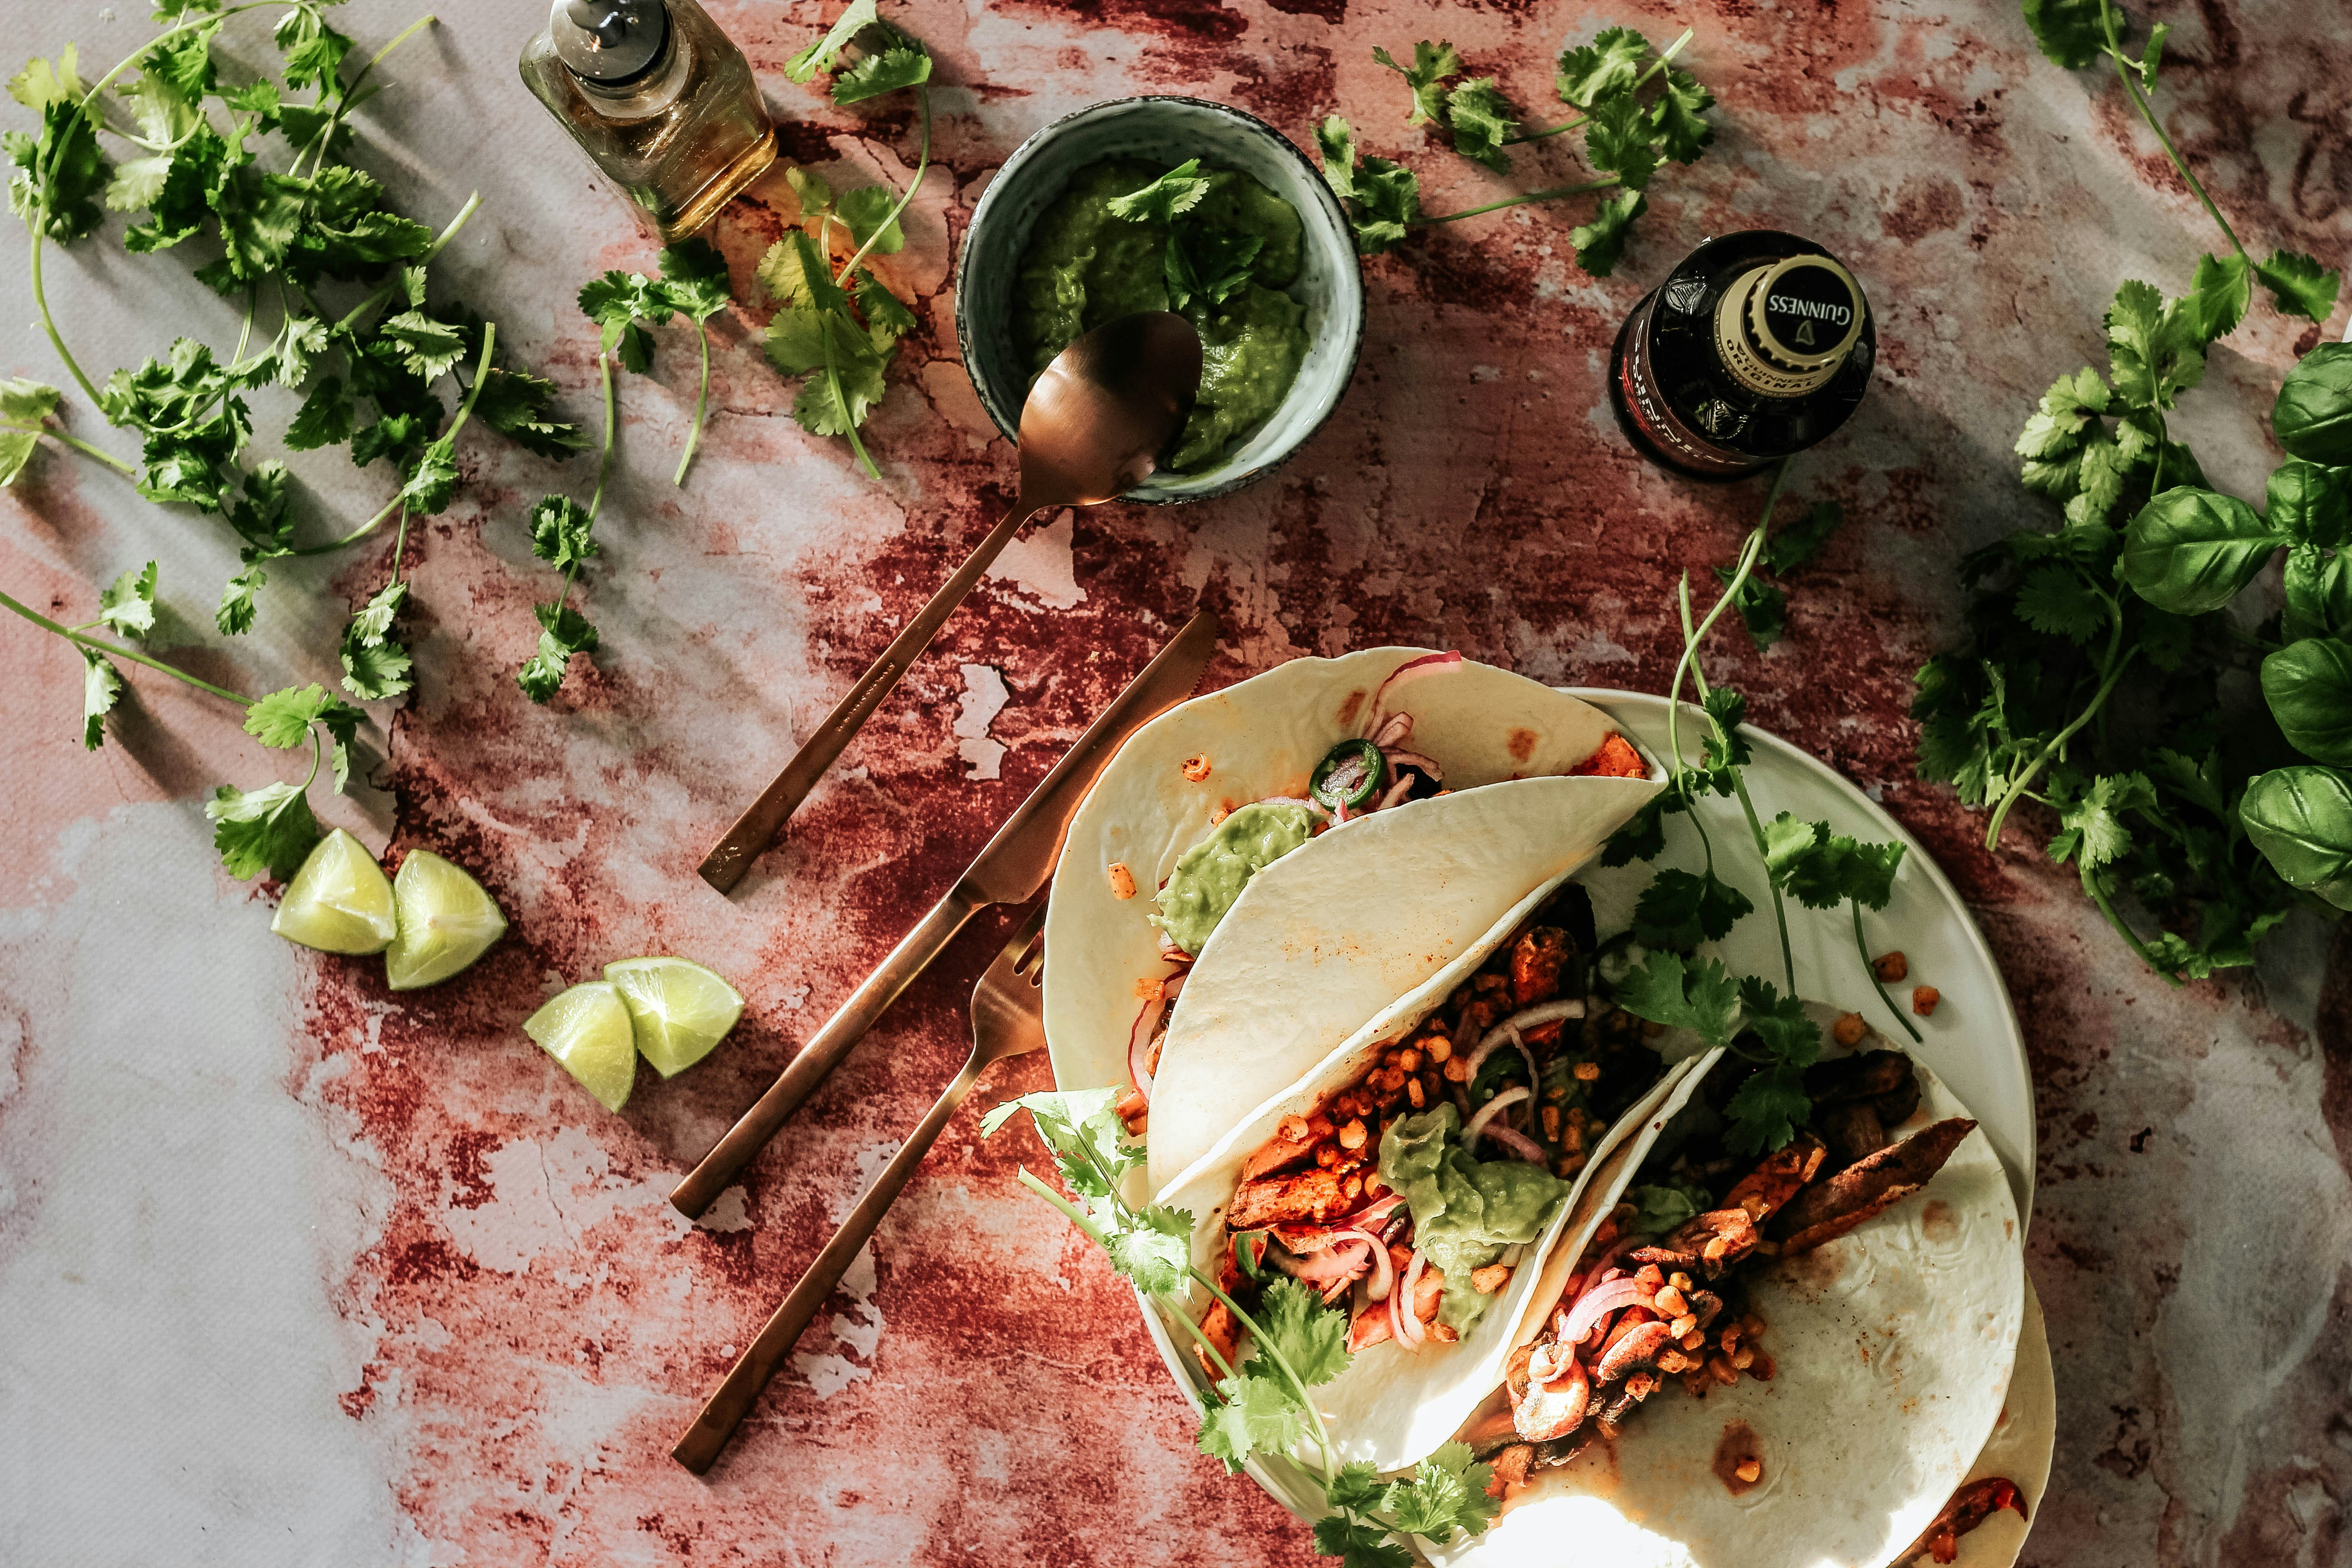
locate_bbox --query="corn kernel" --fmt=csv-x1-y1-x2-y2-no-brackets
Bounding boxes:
1181,755,1212,782
1106,862,1137,900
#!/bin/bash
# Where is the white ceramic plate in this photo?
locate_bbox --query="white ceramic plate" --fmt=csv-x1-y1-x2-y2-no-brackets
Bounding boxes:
1100,687,2046,1564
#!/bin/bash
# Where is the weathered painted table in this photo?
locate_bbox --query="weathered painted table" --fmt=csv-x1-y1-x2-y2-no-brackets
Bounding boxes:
3,0,2347,1562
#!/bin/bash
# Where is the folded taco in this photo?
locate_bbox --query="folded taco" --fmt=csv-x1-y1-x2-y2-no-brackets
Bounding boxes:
1157,879,1721,1474
1436,1010,2024,1568
1039,647,1662,1196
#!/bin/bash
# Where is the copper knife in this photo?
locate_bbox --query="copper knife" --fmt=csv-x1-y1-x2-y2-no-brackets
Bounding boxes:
667,608,1219,1219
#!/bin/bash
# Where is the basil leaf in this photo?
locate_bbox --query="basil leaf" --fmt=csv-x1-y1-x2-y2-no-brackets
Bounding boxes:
2284,547,2352,643
2262,637,2352,765
2120,487,2290,615
2240,765,2352,911
2266,458,2350,547
2275,343,2352,465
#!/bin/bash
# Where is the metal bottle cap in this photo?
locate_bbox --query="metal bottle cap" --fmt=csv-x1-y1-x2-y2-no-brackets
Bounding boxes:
1712,253,1868,399
551,0,671,86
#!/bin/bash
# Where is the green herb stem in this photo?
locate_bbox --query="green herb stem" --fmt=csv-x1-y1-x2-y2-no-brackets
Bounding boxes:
674,322,710,487
333,191,483,337
832,86,932,287
1186,1266,1341,1488
2096,0,2246,263
1,419,136,474
0,588,253,706
1416,175,1619,226
1852,899,1924,1042
2079,861,2185,987
1980,612,2136,851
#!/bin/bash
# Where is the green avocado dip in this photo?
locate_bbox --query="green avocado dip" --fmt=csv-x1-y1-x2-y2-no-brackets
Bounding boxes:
1150,799,1316,956
1380,1103,1568,1332
1011,157,1310,473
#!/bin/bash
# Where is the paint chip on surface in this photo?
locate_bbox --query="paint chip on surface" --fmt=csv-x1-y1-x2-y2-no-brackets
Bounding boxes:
955,663,1010,779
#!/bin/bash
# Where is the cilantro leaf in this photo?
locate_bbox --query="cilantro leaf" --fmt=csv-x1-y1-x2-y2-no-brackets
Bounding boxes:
206,779,321,882
2050,771,2156,867
835,183,906,254
1724,1060,1811,1156
1198,1370,1308,1474
1382,1440,1499,1540
784,0,881,83
1372,40,1462,126
1106,1204,1191,1296
1252,1275,1350,1387
1568,188,1645,277
2013,563,2108,644
244,682,363,751
656,237,733,322
471,368,587,459
1581,93,1657,191
1613,951,1740,1047
791,350,889,438
1766,500,1845,574
340,579,412,702
1599,787,1685,865
284,377,354,450
1443,78,1514,173
98,560,158,637
1647,68,1715,163
2185,250,2251,342
1735,975,1823,1068
517,601,599,703
579,270,673,357
1311,1517,1413,1568
2021,0,2104,69
1632,867,1753,949
81,647,121,750
1762,812,1907,910
1107,159,1211,225
1327,1463,1386,1514
377,309,469,382
1555,26,1650,108
855,270,918,348
216,563,267,636
529,495,598,570
2015,367,2111,461
2105,279,2205,408
2256,250,2341,325
833,37,931,104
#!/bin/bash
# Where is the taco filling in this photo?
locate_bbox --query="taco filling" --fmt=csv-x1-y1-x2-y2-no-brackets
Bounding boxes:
1460,1046,1978,1497
1190,887,1671,1375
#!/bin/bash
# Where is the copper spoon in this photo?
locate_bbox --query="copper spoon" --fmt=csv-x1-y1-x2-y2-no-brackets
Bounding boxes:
670,902,1048,1475
696,312,1205,894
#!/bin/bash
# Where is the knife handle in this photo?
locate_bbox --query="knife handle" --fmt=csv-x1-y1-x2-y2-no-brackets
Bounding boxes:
671,1054,983,1475
669,889,982,1218
696,497,1045,894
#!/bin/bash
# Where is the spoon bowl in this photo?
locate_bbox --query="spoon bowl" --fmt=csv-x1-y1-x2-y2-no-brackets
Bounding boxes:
1019,311,1204,506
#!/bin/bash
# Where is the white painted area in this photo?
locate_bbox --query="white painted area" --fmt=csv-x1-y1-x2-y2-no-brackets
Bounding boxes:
789,1141,896,1400
0,805,412,1566
952,663,1011,781
435,1124,691,1275
984,510,1087,610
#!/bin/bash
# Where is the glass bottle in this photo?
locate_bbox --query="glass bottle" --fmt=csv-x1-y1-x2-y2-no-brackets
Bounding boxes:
1608,230,1876,481
519,0,777,244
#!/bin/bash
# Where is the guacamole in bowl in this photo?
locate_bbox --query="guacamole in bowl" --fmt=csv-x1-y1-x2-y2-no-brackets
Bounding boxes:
1011,158,1311,474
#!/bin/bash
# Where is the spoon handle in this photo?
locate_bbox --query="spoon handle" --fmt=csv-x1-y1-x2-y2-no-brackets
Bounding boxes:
696,496,1043,892
669,1054,983,1475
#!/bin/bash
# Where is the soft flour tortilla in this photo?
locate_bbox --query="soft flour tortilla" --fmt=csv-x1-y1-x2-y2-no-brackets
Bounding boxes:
1160,1036,1719,1477
1040,647,1660,1197
1430,1025,2024,1568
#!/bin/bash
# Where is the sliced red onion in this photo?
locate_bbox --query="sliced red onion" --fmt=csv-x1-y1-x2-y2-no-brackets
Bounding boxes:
1256,794,1321,811
1374,775,1415,812
1369,710,1415,749
1483,1123,1548,1164
1380,748,1444,782
1161,972,1187,1003
1463,1024,1541,1100
1481,1000,1586,1052
1276,1193,1405,1250
1463,1084,1531,1154
1359,1230,1396,1301
1397,1250,1430,1349
1330,798,1351,826
1559,1275,1650,1348
1387,1272,1410,1350
1364,651,1463,738
1127,987,1168,1103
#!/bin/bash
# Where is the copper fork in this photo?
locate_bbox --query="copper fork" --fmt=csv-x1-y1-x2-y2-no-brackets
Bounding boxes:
670,901,1049,1475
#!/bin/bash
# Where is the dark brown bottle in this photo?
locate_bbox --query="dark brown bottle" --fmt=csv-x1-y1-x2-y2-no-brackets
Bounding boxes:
1609,230,1875,480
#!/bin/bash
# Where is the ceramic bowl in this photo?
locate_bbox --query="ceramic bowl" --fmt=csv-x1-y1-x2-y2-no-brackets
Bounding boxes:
954,95,1367,505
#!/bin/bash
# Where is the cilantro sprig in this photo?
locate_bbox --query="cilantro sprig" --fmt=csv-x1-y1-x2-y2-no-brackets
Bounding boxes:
2,574,367,880
516,351,618,703
1910,0,2346,983
1318,26,1711,275
758,5,931,480
982,1090,1499,1564
578,237,735,487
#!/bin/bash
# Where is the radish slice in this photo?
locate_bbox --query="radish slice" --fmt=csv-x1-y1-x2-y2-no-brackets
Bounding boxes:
1559,1275,1650,1348
1464,1085,1531,1154
1484,1123,1548,1164
1364,651,1463,737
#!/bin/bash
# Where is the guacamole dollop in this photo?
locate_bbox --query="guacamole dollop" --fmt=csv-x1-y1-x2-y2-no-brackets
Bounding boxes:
1011,157,1309,474
1150,800,1316,956
1379,1103,1568,1332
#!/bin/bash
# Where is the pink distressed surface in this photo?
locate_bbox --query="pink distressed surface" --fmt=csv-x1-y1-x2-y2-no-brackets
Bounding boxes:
3,0,2350,1564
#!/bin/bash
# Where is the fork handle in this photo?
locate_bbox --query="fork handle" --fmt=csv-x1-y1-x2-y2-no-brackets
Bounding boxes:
669,887,983,1219
671,1055,983,1476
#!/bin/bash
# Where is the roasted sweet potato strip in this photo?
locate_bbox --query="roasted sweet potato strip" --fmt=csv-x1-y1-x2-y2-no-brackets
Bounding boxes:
1817,1101,1889,1166
1664,1206,1762,1279
1228,1167,1347,1228
1510,927,1570,1005
1772,1117,1976,1254
1721,1132,1827,1221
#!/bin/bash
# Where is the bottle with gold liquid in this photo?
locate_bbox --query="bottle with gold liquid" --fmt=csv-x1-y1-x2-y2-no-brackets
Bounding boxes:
519,0,777,243
1609,231,1875,480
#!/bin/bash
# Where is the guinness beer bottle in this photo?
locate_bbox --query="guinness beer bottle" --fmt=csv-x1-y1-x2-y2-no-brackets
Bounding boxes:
1609,231,1874,480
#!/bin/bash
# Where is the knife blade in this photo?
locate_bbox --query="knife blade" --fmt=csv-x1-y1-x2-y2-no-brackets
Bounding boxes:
667,608,1220,1218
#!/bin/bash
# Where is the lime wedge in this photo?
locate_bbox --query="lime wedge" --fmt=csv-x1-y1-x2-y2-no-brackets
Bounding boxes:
523,981,639,1112
385,849,509,990
603,956,746,1077
272,829,397,954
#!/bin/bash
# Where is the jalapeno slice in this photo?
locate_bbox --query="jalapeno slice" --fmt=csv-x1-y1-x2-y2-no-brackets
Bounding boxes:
1233,1229,1272,1281
1311,739,1387,811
